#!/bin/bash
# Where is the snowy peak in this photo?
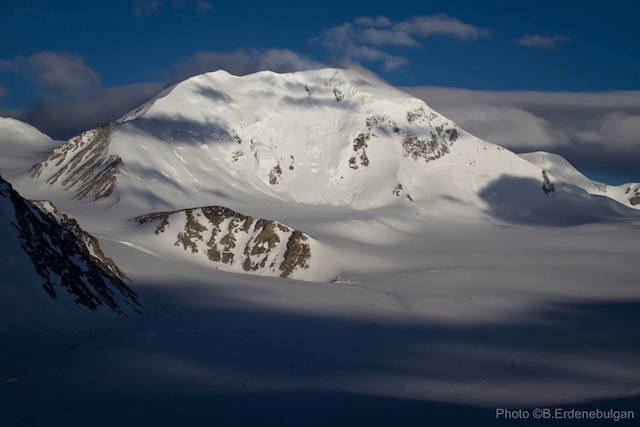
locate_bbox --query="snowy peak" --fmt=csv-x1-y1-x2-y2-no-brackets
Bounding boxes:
28,68,466,209
23,68,639,231
132,205,336,282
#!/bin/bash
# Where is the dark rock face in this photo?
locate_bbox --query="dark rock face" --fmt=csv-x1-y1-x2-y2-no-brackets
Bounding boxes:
349,133,371,170
279,231,311,277
0,176,139,313
31,200,127,281
133,206,313,278
30,125,121,201
542,170,556,195
269,164,283,185
627,185,640,205
333,88,345,102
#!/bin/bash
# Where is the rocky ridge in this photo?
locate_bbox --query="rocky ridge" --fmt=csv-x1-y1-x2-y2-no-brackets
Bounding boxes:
133,205,313,279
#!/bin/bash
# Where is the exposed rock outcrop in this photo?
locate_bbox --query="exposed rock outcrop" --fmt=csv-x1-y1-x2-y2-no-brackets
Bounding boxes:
542,170,556,195
133,206,314,279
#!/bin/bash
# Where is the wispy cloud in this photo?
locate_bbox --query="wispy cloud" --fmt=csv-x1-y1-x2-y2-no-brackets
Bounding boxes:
0,51,101,91
195,0,213,13
353,16,392,28
132,0,163,17
132,0,214,17
318,14,490,70
395,14,491,40
515,34,571,49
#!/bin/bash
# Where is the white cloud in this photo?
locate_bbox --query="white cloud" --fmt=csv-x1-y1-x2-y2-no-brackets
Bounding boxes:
318,14,489,69
360,28,420,47
0,51,101,92
515,34,571,49
27,52,101,90
354,16,392,27
396,14,491,40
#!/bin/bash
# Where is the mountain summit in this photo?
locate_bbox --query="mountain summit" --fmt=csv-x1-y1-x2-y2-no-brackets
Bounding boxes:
28,69,549,212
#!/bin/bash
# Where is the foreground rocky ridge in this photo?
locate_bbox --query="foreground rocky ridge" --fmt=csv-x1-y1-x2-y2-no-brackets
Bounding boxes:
0,176,139,313
133,205,315,279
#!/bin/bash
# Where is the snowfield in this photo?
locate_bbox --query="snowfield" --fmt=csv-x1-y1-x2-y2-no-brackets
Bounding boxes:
0,69,639,426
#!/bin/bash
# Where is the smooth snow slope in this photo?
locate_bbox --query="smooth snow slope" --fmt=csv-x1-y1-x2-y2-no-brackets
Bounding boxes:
0,117,54,177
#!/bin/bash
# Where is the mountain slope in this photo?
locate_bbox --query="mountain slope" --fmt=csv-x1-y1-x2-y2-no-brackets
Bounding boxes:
0,117,55,178
0,176,140,330
520,151,640,209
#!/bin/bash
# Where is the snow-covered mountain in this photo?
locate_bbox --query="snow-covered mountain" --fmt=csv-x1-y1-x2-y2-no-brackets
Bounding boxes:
28,69,549,213
0,175,140,329
3,69,640,284
3,70,640,422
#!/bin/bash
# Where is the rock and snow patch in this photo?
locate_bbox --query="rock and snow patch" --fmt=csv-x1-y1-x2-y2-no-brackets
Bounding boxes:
132,205,336,282
30,125,122,201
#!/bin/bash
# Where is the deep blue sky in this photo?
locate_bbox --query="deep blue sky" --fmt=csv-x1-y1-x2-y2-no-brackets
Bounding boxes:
2,0,640,103
1,0,639,183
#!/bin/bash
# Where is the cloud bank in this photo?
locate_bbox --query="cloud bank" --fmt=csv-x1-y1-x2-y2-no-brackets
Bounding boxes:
318,14,490,70
404,87,640,182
